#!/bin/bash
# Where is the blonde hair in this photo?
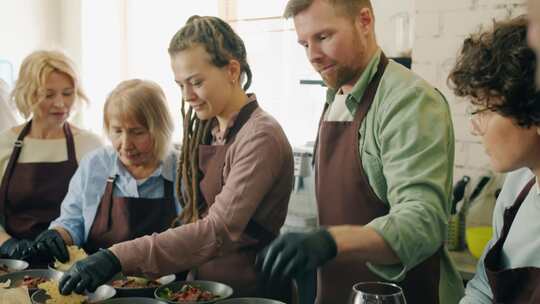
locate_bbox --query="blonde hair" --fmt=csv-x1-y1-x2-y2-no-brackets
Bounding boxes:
103,79,174,161
11,50,87,119
283,0,373,19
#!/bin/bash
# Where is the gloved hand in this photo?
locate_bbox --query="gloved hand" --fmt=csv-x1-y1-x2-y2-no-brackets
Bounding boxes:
59,249,121,295
34,229,69,263
255,229,338,285
0,238,35,260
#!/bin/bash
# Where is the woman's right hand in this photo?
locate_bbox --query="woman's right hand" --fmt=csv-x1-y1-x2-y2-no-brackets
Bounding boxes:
0,237,35,260
34,229,69,263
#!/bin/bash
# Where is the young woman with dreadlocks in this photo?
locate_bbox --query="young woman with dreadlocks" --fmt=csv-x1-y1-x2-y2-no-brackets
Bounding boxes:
57,15,295,301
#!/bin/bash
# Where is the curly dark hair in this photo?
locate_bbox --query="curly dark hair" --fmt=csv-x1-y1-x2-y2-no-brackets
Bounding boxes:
448,15,540,127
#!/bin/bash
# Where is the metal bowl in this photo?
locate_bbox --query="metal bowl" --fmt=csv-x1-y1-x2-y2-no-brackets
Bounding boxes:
112,274,175,298
0,258,30,274
31,284,116,304
0,269,62,294
47,262,60,272
217,298,286,304
154,280,233,304
102,298,168,304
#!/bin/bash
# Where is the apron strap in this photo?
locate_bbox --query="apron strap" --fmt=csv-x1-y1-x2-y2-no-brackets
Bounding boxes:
1,121,77,205
499,177,536,245
485,177,537,301
0,121,32,215
312,53,389,166
103,175,117,230
353,53,389,122
63,123,77,166
223,100,259,144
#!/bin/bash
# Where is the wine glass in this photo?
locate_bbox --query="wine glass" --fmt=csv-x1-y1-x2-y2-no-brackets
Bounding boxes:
349,282,407,304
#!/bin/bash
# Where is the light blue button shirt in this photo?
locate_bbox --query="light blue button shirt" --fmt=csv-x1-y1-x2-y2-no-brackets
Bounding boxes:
460,168,540,304
49,146,182,246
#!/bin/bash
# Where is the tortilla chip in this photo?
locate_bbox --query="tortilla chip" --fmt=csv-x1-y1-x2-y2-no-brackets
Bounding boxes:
38,280,87,304
0,286,31,304
54,246,88,272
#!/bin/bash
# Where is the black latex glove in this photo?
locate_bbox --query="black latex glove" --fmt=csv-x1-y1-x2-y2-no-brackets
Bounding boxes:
59,249,121,295
34,229,69,263
255,229,337,285
0,237,35,260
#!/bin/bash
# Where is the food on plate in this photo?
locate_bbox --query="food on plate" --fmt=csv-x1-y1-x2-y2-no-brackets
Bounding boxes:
0,276,50,290
0,279,11,288
161,284,220,302
111,276,161,288
19,275,48,289
53,246,88,271
38,280,88,304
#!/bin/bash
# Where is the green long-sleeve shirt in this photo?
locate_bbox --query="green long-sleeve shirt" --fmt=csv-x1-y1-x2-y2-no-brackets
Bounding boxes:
324,50,464,304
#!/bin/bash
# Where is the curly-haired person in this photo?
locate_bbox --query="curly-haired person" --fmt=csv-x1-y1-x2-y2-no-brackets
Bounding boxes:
449,15,540,304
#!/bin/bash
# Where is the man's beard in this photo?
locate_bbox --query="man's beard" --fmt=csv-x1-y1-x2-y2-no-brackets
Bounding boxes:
321,30,364,90
322,64,359,90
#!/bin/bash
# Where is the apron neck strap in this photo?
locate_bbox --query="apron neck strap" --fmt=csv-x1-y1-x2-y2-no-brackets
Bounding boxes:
16,120,77,163
312,52,389,166
219,100,259,144
499,177,536,244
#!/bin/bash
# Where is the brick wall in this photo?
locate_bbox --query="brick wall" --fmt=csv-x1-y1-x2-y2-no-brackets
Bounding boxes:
412,0,527,183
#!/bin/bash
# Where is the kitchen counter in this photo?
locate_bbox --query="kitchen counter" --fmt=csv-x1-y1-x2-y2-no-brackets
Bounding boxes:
448,250,478,281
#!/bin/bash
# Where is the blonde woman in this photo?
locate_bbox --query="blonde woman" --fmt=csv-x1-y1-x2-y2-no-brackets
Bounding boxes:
31,79,182,265
0,50,103,262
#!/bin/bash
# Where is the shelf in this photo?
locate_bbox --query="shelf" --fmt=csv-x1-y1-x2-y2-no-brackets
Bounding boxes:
299,79,326,86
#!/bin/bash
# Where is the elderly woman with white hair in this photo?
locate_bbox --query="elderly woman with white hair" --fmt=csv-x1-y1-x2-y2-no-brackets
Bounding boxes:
30,79,182,266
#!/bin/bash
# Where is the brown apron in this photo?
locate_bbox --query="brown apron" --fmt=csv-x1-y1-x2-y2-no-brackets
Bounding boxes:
485,178,540,304
194,101,291,301
84,175,177,254
0,120,78,240
314,53,441,304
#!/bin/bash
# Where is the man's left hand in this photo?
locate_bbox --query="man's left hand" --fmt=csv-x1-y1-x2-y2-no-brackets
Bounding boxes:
255,229,338,285
59,249,121,295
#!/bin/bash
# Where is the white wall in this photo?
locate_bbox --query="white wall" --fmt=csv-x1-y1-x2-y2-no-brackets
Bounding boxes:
59,0,83,69
125,0,218,141
76,0,127,133
0,0,219,138
412,0,527,183
372,0,415,57
0,0,63,86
